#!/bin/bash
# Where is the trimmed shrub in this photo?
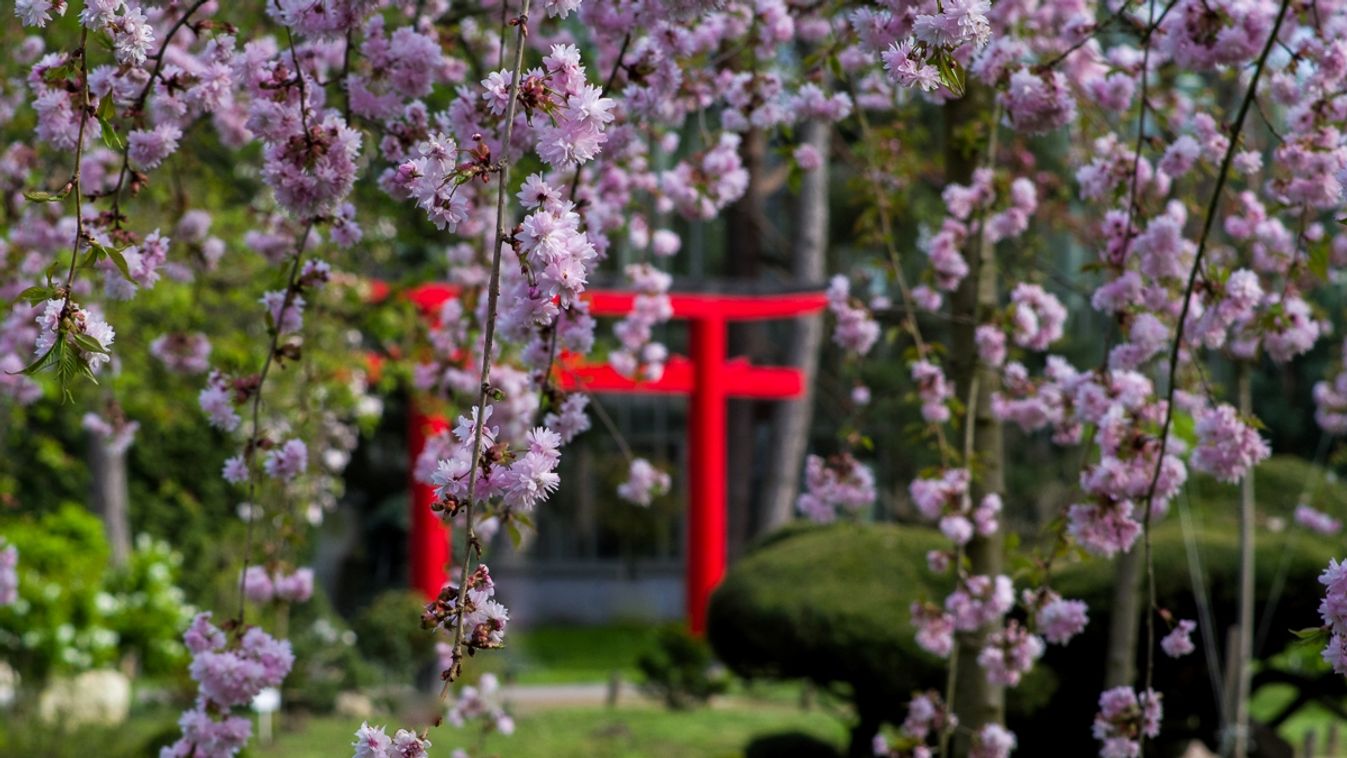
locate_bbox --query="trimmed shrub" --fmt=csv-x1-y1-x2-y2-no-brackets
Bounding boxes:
708,487,1345,756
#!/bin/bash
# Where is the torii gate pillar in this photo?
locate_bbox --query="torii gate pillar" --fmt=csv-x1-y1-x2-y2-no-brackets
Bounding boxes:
687,315,727,634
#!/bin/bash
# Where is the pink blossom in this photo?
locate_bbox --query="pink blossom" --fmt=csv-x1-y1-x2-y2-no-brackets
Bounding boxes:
1093,686,1162,756
1036,596,1089,645
618,458,671,506
0,542,17,606
797,453,877,522
794,143,822,170
1190,404,1269,484
1295,504,1342,535
977,620,1044,686
264,439,309,481
970,723,1017,758
128,124,183,171
243,566,274,604
826,275,880,355
1160,619,1196,658
274,568,314,603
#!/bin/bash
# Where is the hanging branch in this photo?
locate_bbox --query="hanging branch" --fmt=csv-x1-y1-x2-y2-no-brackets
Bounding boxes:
235,221,315,626
1136,0,1292,753
448,0,534,678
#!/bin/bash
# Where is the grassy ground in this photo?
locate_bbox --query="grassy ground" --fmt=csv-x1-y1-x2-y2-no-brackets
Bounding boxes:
1251,682,1347,753
252,702,849,758
478,622,657,684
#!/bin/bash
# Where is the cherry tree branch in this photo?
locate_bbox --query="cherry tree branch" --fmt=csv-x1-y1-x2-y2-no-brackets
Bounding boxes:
1136,1,1291,752
449,0,533,676
236,222,314,626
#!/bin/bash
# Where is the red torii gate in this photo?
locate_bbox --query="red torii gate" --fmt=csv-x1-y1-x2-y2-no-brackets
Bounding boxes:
405,283,826,633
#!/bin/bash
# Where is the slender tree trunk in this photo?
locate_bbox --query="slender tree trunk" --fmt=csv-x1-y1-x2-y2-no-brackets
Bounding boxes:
90,435,132,567
1104,547,1143,688
1225,364,1255,757
946,87,1006,752
726,128,768,558
760,118,829,533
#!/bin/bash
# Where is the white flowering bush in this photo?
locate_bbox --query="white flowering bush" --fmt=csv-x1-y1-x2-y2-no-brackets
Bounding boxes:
0,506,191,684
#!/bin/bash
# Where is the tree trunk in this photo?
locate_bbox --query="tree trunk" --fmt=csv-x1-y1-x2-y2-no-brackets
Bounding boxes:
1224,364,1255,757
726,128,769,558
1104,547,1143,688
760,118,829,533
90,434,132,567
945,87,1006,752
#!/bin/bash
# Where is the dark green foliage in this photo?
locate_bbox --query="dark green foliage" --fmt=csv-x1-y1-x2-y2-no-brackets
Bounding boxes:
350,589,439,676
283,587,377,713
1022,507,1344,755
744,730,842,758
709,493,1346,756
0,709,180,758
636,625,730,709
708,521,951,730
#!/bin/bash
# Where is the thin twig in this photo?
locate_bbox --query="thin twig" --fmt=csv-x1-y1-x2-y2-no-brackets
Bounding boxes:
108,0,211,224
449,0,533,674
1136,2,1291,753
236,222,314,626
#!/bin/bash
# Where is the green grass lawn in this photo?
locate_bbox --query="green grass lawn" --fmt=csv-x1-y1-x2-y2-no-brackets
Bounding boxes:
1251,682,1347,752
478,623,658,684
253,702,849,758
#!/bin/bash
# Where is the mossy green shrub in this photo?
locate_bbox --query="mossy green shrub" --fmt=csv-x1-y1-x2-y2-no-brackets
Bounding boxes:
351,589,439,680
708,483,1346,757
707,522,952,755
282,586,377,714
636,625,729,709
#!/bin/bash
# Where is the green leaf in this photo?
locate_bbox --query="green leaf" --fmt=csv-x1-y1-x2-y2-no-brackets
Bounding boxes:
506,521,523,550
12,285,53,306
15,342,58,376
1291,626,1328,641
934,52,966,98
97,93,116,120
71,332,110,355
99,117,124,151
24,187,71,203
1171,409,1197,448
103,245,132,282
1307,242,1330,281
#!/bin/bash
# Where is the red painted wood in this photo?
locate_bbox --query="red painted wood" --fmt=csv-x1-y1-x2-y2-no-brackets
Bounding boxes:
585,290,828,320
686,316,728,635
408,399,451,601
555,355,803,398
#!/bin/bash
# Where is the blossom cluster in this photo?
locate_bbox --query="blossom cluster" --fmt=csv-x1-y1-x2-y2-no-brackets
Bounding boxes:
351,722,431,758
610,263,673,382
0,541,16,606
1091,686,1162,758
160,613,294,758
421,565,510,666
429,408,562,516
618,458,672,507
797,453,878,523
826,275,880,356
242,566,315,605
446,672,515,745
1319,560,1347,674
